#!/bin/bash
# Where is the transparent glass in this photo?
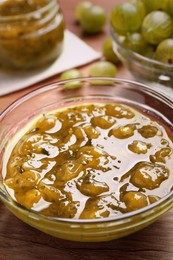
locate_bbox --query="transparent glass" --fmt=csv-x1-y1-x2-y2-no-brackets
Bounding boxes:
0,77,173,242
111,28,173,90
0,0,64,70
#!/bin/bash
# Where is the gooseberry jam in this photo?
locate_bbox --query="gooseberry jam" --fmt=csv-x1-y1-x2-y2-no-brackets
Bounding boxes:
0,0,64,70
2,103,173,219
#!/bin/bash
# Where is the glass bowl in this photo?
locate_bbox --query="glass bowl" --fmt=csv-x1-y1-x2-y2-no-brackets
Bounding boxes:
0,77,173,242
111,28,173,95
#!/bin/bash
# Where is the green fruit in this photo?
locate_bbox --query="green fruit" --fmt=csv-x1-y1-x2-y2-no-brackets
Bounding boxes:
75,1,92,21
142,0,168,12
88,61,117,85
60,69,84,89
143,46,156,60
142,11,173,45
156,38,173,64
110,2,142,35
80,5,106,34
102,37,120,64
165,0,173,17
130,0,146,20
123,32,148,54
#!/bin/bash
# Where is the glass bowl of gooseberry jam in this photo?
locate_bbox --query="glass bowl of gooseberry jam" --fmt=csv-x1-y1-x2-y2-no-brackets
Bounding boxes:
0,77,173,242
110,1,173,93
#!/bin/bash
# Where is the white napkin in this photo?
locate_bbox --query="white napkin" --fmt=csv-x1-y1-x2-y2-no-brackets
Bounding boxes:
0,30,101,96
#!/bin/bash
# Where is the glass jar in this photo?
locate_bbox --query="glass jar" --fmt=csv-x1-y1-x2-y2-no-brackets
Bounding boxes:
0,0,64,70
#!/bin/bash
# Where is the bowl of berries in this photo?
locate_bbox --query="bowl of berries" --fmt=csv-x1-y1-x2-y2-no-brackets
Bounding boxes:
110,0,173,93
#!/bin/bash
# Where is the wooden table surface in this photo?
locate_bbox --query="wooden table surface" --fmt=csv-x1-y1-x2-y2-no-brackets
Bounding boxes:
0,1,172,259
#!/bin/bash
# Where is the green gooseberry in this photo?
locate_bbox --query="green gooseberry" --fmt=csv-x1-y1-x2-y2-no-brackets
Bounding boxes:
102,37,120,64
142,0,168,13
130,0,146,20
142,11,173,45
123,32,148,54
75,1,92,21
80,5,106,34
165,0,173,17
156,38,173,64
60,69,84,89
110,2,142,35
88,61,117,85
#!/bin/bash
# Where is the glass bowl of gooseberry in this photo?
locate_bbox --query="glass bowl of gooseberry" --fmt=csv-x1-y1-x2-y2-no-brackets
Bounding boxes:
0,77,173,242
110,0,173,93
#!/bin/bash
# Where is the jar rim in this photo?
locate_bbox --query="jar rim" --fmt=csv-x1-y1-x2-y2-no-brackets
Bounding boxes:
0,0,59,21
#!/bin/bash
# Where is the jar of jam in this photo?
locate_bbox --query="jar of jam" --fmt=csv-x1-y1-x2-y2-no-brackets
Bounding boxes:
0,0,64,70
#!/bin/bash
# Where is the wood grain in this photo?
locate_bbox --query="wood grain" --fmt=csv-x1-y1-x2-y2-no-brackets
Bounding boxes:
0,0,173,259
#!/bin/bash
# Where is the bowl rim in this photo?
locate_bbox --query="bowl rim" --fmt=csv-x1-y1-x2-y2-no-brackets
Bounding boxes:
1,76,173,119
0,76,173,224
111,27,173,70
1,187,172,224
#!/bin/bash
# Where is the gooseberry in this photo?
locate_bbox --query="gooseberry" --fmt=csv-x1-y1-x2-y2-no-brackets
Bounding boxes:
110,2,142,35
142,0,168,13
130,0,146,20
142,11,173,45
165,0,173,17
88,61,117,85
102,37,120,64
123,32,148,54
80,5,106,34
60,69,84,89
156,38,173,64
75,1,92,21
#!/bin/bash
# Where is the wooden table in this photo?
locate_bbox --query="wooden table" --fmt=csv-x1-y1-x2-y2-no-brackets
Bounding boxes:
0,1,172,259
